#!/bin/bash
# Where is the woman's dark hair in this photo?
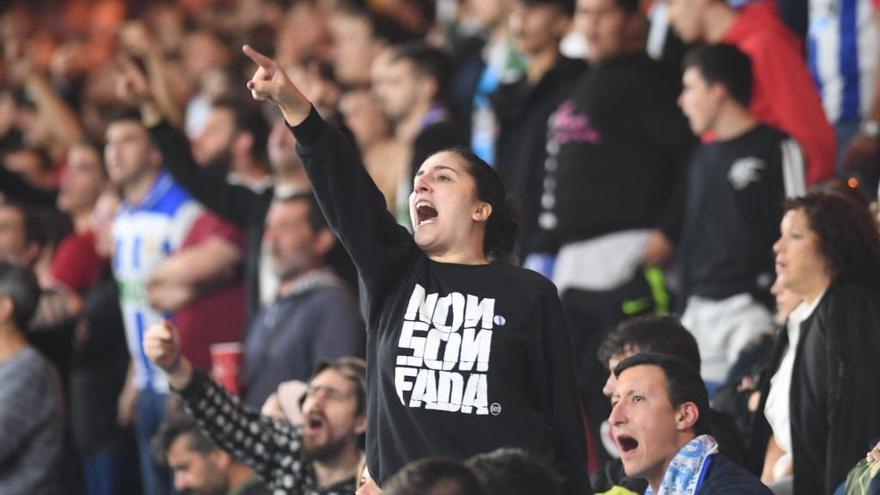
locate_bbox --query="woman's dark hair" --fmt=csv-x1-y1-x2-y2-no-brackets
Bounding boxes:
443,147,521,265
784,190,880,287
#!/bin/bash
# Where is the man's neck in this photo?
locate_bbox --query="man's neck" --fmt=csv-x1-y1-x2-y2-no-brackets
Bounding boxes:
226,464,260,494
232,157,270,185
276,265,323,298
0,326,28,363
712,105,757,141
526,47,560,84
312,446,361,488
72,210,93,234
275,170,311,194
123,171,159,206
394,102,433,143
703,3,737,43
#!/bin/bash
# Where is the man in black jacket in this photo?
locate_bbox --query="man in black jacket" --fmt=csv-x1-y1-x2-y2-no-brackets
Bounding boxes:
493,0,585,271
539,0,695,459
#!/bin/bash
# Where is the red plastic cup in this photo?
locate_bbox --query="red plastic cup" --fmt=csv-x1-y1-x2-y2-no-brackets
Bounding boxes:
210,343,242,395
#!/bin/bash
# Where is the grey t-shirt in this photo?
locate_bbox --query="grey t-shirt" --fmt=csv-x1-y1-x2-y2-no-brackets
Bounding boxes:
0,346,63,494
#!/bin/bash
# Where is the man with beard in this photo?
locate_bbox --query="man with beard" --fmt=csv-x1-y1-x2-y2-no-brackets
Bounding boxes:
239,193,363,408
370,41,467,227
145,320,366,495
191,97,272,192
153,414,270,495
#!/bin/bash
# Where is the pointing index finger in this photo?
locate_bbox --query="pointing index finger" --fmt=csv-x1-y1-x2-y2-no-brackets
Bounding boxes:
242,44,275,69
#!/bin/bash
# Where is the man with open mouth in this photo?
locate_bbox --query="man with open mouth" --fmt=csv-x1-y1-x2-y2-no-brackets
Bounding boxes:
609,353,770,495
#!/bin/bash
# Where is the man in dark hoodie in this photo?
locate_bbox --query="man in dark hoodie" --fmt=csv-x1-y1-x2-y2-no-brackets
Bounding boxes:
493,0,586,273
538,0,695,460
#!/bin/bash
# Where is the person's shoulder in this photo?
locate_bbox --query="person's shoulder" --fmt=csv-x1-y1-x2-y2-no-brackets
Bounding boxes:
700,454,772,494
2,346,60,396
492,263,559,295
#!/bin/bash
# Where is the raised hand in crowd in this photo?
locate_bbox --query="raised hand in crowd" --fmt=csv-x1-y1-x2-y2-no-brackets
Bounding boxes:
870,441,880,463
241,44,311,126
143,321,194,390
119,21,185,127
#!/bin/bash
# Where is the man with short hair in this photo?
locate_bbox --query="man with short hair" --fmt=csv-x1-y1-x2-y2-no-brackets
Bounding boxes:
153,414,270,495
467,447,564,495
144,320,366,494
665,0,836,185
371,41,467,226
677,44,805,389
383,458,487,495
494,0,585,273
193,97,272,192
539,0,695,457
0,261,62,494
593,315,748,495
609,353,770,494
240,193,363,408
328,0,410,89
105,107,203,495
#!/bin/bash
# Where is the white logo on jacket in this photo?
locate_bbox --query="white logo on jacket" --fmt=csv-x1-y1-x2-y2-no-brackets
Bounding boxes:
394,284,497,415
728,157,765,190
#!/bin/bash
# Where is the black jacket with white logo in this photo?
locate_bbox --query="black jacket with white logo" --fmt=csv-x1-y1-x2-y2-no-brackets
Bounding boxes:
680,124,805,306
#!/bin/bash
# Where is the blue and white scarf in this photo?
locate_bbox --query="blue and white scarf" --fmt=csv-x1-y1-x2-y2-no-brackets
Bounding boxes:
645,434,719,495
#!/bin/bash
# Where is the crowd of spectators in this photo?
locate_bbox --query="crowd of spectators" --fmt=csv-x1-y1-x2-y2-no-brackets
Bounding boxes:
1,0,880,494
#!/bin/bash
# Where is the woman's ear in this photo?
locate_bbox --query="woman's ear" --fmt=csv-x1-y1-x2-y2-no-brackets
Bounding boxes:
472,202,492,223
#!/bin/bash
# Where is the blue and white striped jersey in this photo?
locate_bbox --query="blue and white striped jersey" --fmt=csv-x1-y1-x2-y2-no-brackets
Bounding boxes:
112,171,202,392
807,0,879,124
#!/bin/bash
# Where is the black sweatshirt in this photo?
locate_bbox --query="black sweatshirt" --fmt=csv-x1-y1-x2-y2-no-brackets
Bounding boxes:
539,53,694,245
493,56,587,254
290,108,591,494
680,124,803,305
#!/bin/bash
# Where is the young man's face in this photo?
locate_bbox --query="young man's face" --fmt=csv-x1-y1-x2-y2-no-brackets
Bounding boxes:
510,2,570,57
104,120,157,188
193,107,237,169
167,435,229,495
58,145,106,216
371,57,426,124
330,12,383,87
264,200,325,281
300,368,365,461
678,67,723,135
609,365,694,485
575,0,633,64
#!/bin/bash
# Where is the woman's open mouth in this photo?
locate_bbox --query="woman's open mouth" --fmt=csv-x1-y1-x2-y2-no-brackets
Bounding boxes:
415,200,438,226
